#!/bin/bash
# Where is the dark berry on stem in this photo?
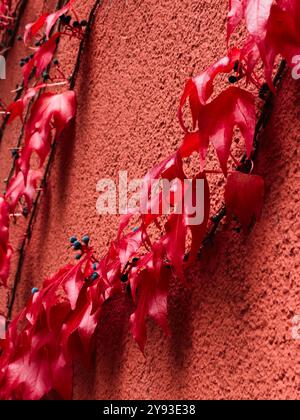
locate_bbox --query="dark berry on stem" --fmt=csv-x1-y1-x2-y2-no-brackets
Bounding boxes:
75,254,82,260
91,272,99,280
121,273,128,283
11,149,19,158
228,75,238,84
31,287,39,294
70,236,77,243
93,263,98,270
73,21,80,28
42,72,50,80
53,58,59,65
259,82,269,99
80,20,88,27
82,235,90,244
22,207,29,217
17,35,22,41
73,241,82,250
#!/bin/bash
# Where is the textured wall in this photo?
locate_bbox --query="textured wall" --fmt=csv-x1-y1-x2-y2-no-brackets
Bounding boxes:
0,0,300,400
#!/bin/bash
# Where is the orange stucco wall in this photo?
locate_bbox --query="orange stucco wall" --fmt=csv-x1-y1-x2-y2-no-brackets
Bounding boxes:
0,0,300,400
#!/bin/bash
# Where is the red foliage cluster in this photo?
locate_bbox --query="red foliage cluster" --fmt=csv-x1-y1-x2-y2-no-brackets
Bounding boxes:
0,1,78,287
0,0,12,32
0,0,299,399
0,249,105,399
228,0,300,85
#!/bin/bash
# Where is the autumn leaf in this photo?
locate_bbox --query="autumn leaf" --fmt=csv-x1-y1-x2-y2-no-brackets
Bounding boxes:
6,85,46,124
23,0,74,45
22,33,61,86
225,171,265,232
198,86,256,176
6,170,42,213
129,244,171,353
178,48,241,132
18,90,76,182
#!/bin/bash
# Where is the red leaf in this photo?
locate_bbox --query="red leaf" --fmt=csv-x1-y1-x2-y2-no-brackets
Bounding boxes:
24,14,48,45
6,170,42,213
6,85,46,124
164,213,186,280
45,0,74,39
22,33,61,86
245,0,274,42
178,48,241,132
62,262,86,310
228,0,245,41
228,1,300,85
129,245,170,353
5,350,52,400
198,86,256,176
227,0,273,42
0,197,12,287
225,171,265,232
18,90,76,181
23,0,74,44
179,131,208,171
262,4,300,84
186,172,210,262
0,245,12,287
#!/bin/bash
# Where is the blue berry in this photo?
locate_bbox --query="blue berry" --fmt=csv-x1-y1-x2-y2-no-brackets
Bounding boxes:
132,227,139,233
82,235,90,244
92,263,98,270
22,207,29,217
11,149,19,159
91,272,99,280
42,71,50,80
69,236,77,243
228,75,238,84
121,273,128,283
75,254,82,260
31,287,39,294
73,241,82,250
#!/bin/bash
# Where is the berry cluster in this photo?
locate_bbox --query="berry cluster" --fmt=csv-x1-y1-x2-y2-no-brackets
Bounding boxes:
120,257,140,284
69,235,99,280
70,234,89,256
19,53,34,68
60,14,88,29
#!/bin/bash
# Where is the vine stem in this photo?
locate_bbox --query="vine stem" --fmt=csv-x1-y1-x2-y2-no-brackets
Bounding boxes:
6,0,103,321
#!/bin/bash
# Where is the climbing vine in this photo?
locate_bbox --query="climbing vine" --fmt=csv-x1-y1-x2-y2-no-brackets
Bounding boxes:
0,0,297,400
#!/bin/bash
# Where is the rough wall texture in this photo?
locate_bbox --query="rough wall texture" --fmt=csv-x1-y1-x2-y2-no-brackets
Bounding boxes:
0,0,300,400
